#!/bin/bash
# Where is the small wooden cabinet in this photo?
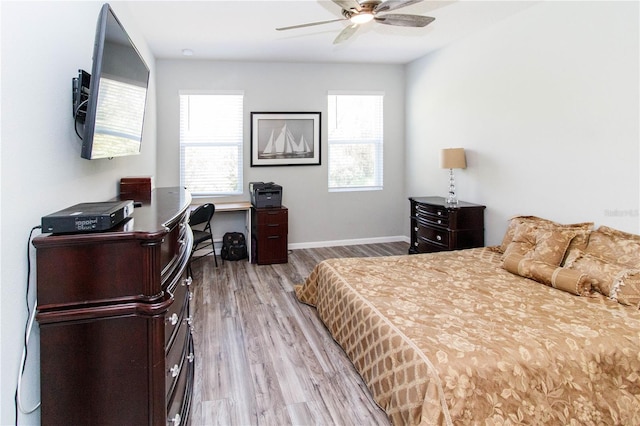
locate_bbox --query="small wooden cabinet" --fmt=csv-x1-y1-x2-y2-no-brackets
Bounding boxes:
409,196,485,254
251,206,288,265
34,187,195,426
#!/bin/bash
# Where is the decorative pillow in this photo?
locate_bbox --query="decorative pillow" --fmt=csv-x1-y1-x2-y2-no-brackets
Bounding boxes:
503,221,577,267
614,270,640,308
499,215,593,257
502,253,592,296
583,225,640,268
564,249,640,306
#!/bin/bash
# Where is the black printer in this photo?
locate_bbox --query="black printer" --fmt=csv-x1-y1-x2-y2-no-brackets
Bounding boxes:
249,182,282,208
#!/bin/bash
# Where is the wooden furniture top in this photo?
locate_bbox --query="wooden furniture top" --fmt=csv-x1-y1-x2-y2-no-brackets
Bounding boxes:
34,187,192,247
215,201,252,212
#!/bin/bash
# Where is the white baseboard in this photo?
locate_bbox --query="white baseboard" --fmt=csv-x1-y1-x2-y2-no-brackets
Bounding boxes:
288,235,409,250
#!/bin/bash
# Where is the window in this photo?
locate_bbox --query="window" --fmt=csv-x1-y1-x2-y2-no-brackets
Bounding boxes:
179,91,243,196
328,92,383,191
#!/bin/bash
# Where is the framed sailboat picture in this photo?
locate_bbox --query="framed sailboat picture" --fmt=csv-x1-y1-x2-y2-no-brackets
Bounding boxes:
251,112,321,166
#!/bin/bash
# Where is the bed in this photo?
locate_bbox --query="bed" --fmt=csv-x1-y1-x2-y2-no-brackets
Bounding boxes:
295,217,640,425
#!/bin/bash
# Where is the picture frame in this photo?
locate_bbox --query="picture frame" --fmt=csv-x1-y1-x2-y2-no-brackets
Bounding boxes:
251,112,321,166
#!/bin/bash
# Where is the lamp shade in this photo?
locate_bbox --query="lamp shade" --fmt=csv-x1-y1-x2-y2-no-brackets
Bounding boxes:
440,148,466,169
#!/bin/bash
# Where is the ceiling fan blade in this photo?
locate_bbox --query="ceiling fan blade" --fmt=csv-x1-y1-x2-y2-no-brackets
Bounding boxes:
332,0,363,12
374,14,435,27
276,17,348,31
333,24,359,44
374,0,423,13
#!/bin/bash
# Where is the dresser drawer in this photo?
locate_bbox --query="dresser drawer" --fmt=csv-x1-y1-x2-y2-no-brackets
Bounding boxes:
167,335,194,426
161,215,189,279
416,224,449,248
165,317,189,398
165,285,189,348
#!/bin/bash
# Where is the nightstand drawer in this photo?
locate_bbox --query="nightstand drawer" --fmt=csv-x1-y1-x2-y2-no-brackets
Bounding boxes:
412,238,441,253
416,213,448,227
415,204,449,226
415,202,448,218
416,224,449,247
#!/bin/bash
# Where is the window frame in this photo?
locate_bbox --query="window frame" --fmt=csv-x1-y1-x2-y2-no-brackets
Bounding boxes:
327,91,384,192
179,90,244,197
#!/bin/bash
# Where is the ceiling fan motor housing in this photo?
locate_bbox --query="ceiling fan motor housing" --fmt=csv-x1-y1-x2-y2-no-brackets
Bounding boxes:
342,1,381,19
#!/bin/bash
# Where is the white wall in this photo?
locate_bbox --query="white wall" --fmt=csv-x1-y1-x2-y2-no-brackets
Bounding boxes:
0,2,157,424
156,60,407,246
406,1,639,246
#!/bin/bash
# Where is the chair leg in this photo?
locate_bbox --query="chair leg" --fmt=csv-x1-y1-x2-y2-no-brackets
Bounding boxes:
209,235,218,267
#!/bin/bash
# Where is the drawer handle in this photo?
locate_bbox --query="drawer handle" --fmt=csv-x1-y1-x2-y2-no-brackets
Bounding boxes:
436,235,442,241
168,413,181,426
267,224,279,227
170,364,180,378
437,211,442,216
267,236,280,240
169,313,179,326
189,291,193,301
184,316,193,327
180,222,186,229
414,242,418,246
414,227,418,232
187,352,195,363
183,277,192,287
437,219,442,224
179,238,186,246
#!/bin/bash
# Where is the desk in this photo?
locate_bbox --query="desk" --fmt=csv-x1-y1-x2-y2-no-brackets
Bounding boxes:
212,202,252,262
191,201,252,262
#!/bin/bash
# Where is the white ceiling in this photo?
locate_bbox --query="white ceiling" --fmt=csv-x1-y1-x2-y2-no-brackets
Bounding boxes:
124,0,537,65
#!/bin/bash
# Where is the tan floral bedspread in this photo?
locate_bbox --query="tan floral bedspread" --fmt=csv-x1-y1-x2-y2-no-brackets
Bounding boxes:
295,248,640,425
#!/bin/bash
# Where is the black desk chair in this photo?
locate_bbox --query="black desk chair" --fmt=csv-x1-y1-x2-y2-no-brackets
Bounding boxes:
188,203,217,276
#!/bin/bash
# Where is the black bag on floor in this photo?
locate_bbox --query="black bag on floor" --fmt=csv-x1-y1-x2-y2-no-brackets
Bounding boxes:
220,232,247,261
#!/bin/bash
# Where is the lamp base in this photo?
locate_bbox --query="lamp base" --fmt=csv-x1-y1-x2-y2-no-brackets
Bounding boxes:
446,168,458,205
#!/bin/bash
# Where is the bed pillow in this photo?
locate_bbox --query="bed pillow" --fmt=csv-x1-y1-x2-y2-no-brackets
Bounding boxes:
614,271,640,308
503,221,577,267
502,253,592,296
564,249,640,307
583,225,640,268
499,215,593,257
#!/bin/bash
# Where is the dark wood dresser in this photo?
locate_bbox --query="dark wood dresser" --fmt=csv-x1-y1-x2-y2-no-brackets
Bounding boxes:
251,206,288,265
34,187,195,426
409,196,485,254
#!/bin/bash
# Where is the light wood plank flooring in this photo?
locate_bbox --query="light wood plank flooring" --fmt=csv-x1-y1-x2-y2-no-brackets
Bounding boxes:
189,242,410,425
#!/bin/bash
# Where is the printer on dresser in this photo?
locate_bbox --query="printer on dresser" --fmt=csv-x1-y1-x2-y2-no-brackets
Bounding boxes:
409,196,486,254
34,187,195,426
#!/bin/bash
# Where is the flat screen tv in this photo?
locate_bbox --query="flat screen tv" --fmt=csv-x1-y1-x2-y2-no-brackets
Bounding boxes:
75,3,150,160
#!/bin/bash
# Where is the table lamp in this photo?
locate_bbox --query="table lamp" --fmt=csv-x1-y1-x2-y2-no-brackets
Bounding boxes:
440,148,466,205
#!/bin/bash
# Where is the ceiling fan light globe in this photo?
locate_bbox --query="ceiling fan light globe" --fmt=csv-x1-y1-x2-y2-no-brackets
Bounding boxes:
350,12,374,24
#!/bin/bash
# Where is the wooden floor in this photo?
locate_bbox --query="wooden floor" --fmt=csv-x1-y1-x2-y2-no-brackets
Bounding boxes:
189,241,410,426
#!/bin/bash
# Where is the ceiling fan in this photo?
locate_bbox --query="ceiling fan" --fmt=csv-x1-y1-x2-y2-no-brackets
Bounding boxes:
276,0,435,44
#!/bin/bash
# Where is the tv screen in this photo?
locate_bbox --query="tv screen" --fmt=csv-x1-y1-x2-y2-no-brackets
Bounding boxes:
80,3,149,160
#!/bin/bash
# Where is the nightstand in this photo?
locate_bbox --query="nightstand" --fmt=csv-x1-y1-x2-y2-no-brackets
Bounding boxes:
409,196,485,254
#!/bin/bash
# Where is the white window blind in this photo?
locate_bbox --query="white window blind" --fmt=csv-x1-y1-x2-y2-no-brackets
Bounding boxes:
179,92,243,196
328,92,384,191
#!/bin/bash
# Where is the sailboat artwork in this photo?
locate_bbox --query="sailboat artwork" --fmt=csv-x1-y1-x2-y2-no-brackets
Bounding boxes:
251,112,321,166
261,122,313,159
